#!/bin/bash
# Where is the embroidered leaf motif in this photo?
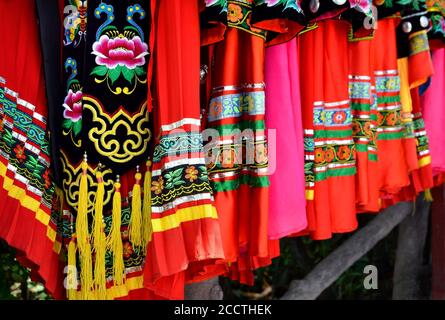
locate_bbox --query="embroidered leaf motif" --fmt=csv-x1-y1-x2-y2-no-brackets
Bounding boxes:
72,120,82,136
172,168,184,178
164,168,184,189
62,119,72,130
2,130,14,146
121,67,135,83
134,66,146,77
199,166,209,181
108,67,122,85
91,65,108,77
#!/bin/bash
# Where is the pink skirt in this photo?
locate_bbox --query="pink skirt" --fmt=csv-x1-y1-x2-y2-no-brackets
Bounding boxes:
265,38,307,239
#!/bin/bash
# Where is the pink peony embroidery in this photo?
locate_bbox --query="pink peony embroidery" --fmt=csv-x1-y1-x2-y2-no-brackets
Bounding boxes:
63,89,83,122
349,0,371,13
264,0,281,6
92,35,149,70
205,0,220,6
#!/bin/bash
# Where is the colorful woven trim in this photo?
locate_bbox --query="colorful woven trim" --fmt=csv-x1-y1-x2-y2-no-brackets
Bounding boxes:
374,69,405,140
312,99,357,182
349,75,379,162
0,77,58,252
206,83,270,192
151,118,218,220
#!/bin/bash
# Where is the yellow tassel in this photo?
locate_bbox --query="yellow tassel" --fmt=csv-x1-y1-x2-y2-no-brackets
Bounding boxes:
107,180,125,286
129,172,143,247
424,189,433,202
76,158,89,254
80,241,93,300
76,155,94,299
142,161,153,252
67,236,79,300
93,170,107,299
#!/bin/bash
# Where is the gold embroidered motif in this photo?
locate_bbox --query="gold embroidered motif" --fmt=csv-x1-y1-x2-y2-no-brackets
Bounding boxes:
61,151,114,213
83,95,151,163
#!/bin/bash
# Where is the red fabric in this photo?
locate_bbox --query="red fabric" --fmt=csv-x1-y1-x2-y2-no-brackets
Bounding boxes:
298,20,358,240
0,0,64,299
143,0,226,299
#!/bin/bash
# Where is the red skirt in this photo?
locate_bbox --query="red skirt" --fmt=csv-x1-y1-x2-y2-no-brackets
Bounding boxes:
298,20,358,240
0,0,64,299
203,1,279,285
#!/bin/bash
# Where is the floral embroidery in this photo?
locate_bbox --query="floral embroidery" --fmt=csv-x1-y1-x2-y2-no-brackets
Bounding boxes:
227,1,267,39
349,0,371,13
325,148,335,163
123,242,134,259
151,164,214,209
90,3,148,95
385,112,397,126
43,169,52,189
14,143,26,163
337,145,352,161
0,81,53,206
315,148,325,164
92,35,149,70
377,112,385,126
151,177,164,195
352,121,361,136
228,3,243,22
333,111,347,124
63,58,83,142
63,89,83,122
185,166,199,183
314,107,352,127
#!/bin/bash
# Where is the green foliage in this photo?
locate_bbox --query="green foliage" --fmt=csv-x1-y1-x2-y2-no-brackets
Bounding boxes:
0,240,51,300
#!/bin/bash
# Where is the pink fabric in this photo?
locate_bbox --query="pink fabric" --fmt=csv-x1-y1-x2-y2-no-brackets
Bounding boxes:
265,38,307,239
422,48,445,175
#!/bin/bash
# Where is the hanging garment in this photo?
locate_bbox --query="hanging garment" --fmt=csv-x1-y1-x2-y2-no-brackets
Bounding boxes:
265,38,307,239
371,17,411,201
57,0,225,300
422,48,445,177
345,1,380,213
143,0,226,299
381,3,435,206
0,0,64,299
57,0,156,299
201,0,280,285
348,37,380,213
299,19,358,240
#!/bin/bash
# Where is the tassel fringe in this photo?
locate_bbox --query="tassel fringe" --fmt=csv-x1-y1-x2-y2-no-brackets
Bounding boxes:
76,156,94,300
93,170,107,299
107,180,125,286
142,161,153,252
129,172,143,247
67,236,78,300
